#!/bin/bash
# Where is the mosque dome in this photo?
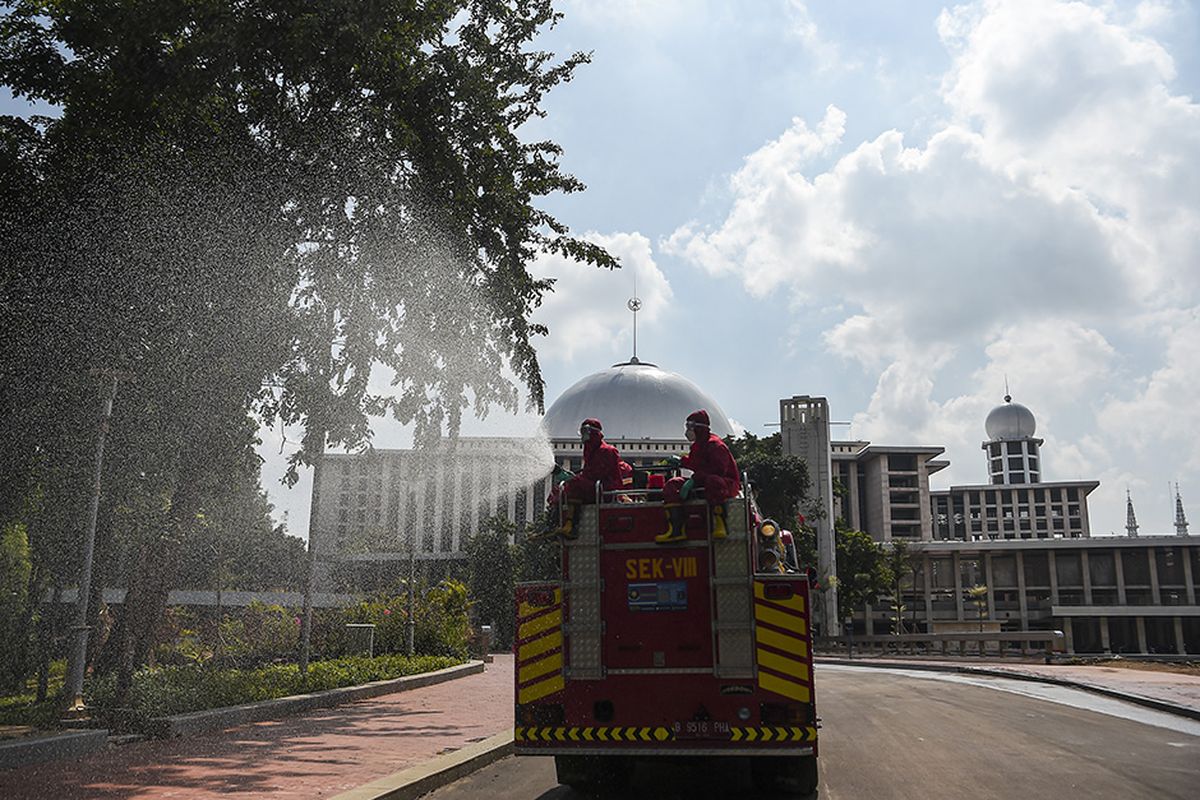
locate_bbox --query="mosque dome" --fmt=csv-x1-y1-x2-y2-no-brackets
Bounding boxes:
542,359,734,441
985,396,1037,440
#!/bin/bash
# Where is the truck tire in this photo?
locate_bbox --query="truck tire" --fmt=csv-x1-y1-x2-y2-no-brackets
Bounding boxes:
554,755,630,791
751,755,818,798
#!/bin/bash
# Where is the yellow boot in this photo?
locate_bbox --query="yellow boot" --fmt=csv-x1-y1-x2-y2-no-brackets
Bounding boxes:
655,505,687,544
711,504,728,540
553,500,581,540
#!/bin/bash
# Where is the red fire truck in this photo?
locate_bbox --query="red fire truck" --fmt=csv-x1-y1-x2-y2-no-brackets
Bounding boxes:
513,481,819,796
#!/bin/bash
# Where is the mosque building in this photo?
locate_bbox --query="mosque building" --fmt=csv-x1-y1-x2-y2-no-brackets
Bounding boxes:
308,342,1198,655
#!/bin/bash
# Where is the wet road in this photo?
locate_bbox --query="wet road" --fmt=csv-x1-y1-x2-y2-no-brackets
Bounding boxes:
426,665,1200,799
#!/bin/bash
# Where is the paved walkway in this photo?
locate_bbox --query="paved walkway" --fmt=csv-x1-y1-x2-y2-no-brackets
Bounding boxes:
0,655,515,800
817,657,1200,716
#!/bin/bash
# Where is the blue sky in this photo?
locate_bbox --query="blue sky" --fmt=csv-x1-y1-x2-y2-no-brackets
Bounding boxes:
8,1,1198,538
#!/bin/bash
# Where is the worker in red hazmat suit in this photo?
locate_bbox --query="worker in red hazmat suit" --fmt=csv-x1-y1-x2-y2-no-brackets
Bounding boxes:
656,409,741,543
545,418,626,539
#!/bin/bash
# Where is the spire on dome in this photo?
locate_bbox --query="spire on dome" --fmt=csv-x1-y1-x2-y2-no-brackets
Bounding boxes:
1175,483,1189,536
1126,489,1139,537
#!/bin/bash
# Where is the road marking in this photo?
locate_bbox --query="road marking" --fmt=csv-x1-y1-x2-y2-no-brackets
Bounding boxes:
820,664,1200,738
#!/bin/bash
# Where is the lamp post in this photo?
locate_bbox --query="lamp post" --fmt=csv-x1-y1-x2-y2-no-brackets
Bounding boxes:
65,371,121,712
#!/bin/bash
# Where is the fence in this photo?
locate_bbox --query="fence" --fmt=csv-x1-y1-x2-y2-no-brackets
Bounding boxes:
814,630,1066,661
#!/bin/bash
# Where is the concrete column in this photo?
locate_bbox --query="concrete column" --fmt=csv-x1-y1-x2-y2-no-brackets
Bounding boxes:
1081,550,1094,605
1063,617,1076,655
432,463,446,553
1114,548,1127,604
953,551,964,622
984,553,996,620
1182,548,1196,604
415,480,428,553
450,464,464,553
923,555,934,628
865,603,875,636
1015,551,1029,628
1048,551,1059,603
1148,549,1162,604
1175,617,1187,655
1100,617,1111,654
469,457,481,535
1136,616,1148,654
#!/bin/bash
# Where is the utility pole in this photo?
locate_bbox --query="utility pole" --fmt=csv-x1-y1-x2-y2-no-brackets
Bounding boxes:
407,519,416,657
298,453,322,675
65,371,121,711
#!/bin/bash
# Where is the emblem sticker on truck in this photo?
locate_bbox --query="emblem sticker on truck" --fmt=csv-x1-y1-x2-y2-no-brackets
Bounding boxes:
627,580,688,611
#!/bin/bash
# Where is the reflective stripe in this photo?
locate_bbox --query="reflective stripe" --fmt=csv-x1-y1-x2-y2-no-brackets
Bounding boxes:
518,608,562,640
758,668,811,702
519,651,563,684
755,625,808,657
756,647,810,681
754,603,807,635
518,631,562,662
518,673,565,704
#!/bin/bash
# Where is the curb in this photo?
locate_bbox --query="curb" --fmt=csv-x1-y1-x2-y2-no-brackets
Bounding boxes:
330,730,514,800
816,657,1200,722
152,660,485,738
0,729,109,771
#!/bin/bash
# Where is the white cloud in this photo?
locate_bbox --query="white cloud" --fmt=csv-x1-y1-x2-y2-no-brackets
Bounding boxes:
531,231,672,364
667,0,1200,531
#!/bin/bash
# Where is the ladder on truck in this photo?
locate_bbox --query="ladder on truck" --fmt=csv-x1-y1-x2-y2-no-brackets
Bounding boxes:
560,480,757,680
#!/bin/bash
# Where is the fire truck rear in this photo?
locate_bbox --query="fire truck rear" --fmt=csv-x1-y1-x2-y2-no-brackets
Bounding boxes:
513,483,819,796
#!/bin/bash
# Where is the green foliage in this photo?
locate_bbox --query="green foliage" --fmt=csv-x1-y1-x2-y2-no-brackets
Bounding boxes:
2,0,611,697
465,516,560,649
883,539,917,633
834,523,891,620
218,602,301,665
0,659,64,728
87,653,461,732
0,522,32,691
336,580,473,659
724,432,811,527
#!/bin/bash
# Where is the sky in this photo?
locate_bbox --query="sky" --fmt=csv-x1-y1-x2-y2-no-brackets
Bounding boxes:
7,0,1198,540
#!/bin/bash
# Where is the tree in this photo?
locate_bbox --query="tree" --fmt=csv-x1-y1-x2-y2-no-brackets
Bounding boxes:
724,433,810,527
834,523,889,630
0,522,32,691
2,0,612,702
883,539,917,635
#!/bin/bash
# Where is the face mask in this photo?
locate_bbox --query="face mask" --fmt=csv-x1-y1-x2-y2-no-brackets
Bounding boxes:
581,430,590,443
685,428,695,442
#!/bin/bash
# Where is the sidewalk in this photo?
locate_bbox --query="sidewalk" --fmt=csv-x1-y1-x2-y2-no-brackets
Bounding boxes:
0,655,515,800
816,656,1200,718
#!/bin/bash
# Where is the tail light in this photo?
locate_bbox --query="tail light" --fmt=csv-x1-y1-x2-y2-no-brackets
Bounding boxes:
517,703,564,726
763,583,794,600
527,589,555,607
760,702,812,725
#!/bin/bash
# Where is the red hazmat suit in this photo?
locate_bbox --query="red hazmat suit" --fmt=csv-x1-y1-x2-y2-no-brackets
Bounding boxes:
664,411,741,504
560,418,626,503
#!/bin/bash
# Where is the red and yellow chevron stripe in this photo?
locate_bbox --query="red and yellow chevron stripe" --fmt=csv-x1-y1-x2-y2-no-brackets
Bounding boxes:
516,587,565,705
753,581,812,703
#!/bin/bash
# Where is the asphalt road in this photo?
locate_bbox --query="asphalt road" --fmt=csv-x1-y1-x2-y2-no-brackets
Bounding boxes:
425,665,1200,800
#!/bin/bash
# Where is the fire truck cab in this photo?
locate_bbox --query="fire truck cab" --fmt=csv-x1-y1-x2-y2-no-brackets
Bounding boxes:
514,481,819,796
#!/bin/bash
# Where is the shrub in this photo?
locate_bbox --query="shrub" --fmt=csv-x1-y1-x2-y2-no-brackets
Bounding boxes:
87,653,462,732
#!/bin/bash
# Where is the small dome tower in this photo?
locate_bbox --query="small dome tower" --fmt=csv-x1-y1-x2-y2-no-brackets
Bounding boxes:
982,393,1044,485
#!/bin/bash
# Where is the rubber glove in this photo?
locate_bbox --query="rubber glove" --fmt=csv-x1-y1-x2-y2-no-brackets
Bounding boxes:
659,455,682,469
679,478,695,501
551,465,574,485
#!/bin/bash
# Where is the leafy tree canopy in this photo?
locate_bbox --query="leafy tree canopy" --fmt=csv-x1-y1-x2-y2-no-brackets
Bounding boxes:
724,432,810,529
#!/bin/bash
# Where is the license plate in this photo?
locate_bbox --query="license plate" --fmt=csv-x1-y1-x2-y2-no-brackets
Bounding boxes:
673,720,731,739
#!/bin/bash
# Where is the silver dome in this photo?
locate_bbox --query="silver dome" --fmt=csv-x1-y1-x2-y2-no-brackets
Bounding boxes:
985,398,1037,440
542,360,734,441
